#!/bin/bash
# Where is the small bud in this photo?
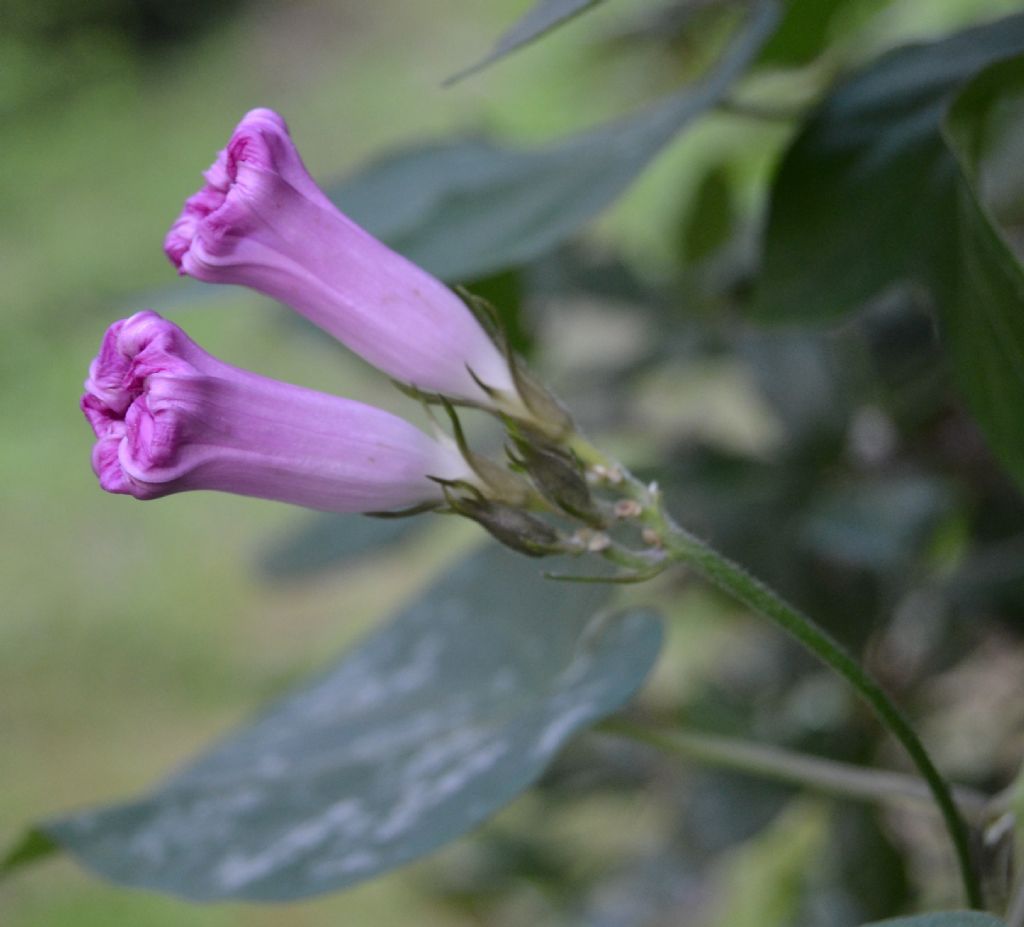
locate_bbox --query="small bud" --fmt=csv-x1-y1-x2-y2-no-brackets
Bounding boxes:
445,491,562,558
511,434,601,526
587,464,624,486
570,528,611,553
641,528,663,549
614,499,643,519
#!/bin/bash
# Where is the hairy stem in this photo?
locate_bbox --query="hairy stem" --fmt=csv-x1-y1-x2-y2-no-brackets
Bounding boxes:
660,517,982,907
570,437,984,908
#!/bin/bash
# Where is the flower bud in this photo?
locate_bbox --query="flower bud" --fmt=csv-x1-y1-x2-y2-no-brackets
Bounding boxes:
165,108,515,404
444,492,563,558
511,435,601,526
81,311,471,512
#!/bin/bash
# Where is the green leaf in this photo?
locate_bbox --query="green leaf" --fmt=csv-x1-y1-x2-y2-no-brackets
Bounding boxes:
26,545,663,901
757,13,1024,323
756,15,1024,487
447,0,607,85
679,164,736,265
257,513,419,581
0,828,59,879
936,55,1024,490
862,914,1006,927
329,1,780,285
759,0,864,66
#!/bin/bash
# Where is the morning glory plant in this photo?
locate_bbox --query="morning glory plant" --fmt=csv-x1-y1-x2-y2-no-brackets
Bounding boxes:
80,104,979,906
7,4,1024,925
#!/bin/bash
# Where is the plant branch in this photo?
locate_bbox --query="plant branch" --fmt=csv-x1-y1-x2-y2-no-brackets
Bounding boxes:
598,719,990,820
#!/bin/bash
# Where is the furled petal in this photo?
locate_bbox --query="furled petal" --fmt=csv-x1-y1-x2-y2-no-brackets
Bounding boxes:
81,311,470,512
165,109,515,403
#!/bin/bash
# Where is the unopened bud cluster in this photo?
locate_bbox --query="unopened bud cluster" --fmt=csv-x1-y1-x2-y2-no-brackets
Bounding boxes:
434,417,669,582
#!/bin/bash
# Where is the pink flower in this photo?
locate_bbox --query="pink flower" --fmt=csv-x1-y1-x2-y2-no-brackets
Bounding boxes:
81,311,471,512
165,108,515,403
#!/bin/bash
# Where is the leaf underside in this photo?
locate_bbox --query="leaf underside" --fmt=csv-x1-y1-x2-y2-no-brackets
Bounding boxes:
15,545,663,902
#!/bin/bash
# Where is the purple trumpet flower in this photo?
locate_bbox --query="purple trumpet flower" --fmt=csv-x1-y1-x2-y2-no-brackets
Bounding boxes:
164,108,515,404
81,311,471,512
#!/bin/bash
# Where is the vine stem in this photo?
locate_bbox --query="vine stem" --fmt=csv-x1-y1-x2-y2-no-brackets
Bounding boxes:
570,438,984,909
659,518,982,908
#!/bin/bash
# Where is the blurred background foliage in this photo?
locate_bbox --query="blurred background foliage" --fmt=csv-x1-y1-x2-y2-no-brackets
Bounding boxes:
4,0,1024,924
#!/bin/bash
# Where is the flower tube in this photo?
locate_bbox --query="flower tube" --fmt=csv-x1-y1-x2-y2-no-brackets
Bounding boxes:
164,108,515,404
81,311,471,512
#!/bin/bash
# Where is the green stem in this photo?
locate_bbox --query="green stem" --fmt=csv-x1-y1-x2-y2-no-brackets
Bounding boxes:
659,520,978,905
656,515,983,909
599,720,990,820
569,437,983,908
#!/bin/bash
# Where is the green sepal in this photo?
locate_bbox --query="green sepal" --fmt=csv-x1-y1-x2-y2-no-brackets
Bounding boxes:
505,349,575,441
439,399,535,506
363,501,442,520
455,285,505,341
